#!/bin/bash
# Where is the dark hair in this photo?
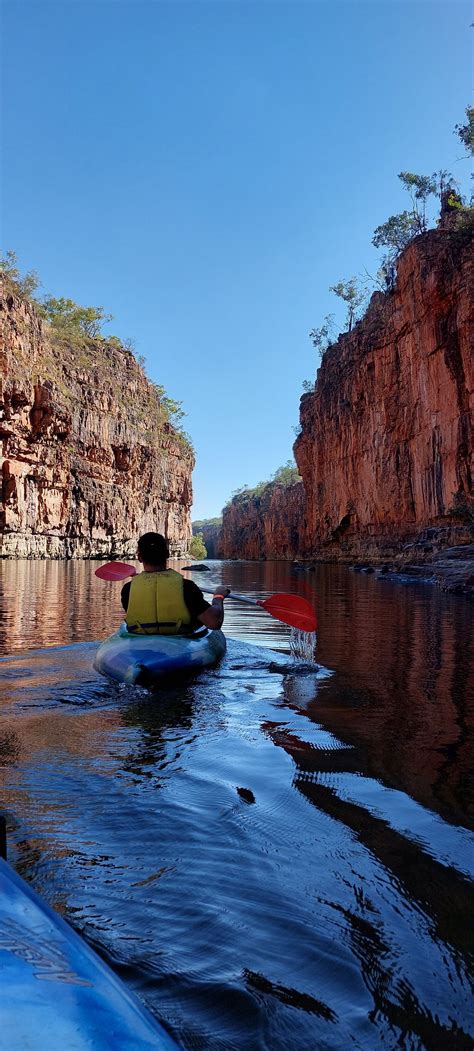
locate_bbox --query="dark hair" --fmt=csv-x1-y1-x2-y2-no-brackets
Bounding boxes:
137,532,169,565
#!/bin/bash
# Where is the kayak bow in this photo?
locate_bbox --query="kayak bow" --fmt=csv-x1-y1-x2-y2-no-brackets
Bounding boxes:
0,855,177,1050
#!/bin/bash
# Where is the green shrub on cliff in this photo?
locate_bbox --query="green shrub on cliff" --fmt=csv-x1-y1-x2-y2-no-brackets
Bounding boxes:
40,297,113,339
152,384,186,427
455,105,474,157
193,517,222,529
0,250,40,299
189,532,207,559
309,314,336,362
447,489,474,525
272,461,301,486
225,460,301,508
329,279,366,333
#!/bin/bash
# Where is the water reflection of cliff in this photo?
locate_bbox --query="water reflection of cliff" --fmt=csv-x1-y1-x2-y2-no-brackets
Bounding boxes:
1,559,472,828
272,612,473,831
244,564,474,830
308,571,473,828
0,560,126,654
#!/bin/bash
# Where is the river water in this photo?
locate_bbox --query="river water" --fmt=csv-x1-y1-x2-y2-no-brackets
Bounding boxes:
0,559,473,1050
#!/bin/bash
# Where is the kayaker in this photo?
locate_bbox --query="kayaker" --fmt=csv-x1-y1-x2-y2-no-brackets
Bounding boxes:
121,532,230,634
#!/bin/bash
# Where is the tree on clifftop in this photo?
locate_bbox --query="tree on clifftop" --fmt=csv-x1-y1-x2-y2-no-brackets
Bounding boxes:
372,168,459,289
309,314,335,362
41,297,113,338
272,460,301,486
329,278,366,333
397,172,437,232
455,105,474,156
224,460,301,508
0,250,40,298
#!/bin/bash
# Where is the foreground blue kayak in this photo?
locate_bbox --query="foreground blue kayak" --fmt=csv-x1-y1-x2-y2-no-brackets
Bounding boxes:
94,623,226,686
0,856,177,1050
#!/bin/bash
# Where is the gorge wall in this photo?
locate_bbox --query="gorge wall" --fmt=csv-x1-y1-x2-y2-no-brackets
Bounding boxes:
0,288,194,558
295,226,473,560
219,481,307,560
220,224,473,561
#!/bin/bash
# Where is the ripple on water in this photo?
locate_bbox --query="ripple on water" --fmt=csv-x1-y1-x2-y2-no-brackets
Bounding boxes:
0,560,473,1050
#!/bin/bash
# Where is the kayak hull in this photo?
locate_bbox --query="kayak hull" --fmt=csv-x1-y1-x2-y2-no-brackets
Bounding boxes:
0,856,177,1050
94,623,226,686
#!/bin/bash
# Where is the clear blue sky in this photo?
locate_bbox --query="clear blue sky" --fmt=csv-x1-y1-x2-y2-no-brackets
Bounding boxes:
2,1,471,519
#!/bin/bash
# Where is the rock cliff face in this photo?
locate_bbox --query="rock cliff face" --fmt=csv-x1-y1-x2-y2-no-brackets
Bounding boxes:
294,226,473,559
219,482,306,559
0,289,194,558
220,224,472,562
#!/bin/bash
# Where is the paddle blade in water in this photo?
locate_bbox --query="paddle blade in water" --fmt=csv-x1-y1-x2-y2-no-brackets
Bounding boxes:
260,594,317,633
289,628,318,663
95,562,137,581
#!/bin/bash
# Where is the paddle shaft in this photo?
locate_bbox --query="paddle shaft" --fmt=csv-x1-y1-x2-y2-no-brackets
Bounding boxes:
202,590,261,607
203,590,316,631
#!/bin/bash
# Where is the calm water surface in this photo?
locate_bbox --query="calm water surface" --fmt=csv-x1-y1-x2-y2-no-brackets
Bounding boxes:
0,559,473,1050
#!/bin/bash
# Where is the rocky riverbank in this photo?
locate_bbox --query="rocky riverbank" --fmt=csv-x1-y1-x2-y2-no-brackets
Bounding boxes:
293,543,474,598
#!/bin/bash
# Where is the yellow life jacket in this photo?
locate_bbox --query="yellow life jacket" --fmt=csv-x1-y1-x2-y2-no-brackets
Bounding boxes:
125,570,192,635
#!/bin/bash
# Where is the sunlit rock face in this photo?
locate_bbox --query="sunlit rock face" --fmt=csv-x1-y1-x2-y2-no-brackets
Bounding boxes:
0,290,194,558
219,482,307,559
294,225,473,560
217,224,472,564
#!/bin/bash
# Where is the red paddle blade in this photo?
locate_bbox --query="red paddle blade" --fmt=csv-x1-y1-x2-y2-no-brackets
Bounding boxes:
260,593,317,633
95,562,137,581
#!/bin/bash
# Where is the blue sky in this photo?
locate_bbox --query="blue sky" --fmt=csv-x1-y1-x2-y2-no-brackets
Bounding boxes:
2,1,471,519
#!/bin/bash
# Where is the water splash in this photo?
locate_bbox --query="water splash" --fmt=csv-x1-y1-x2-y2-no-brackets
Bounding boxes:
289,628,318,664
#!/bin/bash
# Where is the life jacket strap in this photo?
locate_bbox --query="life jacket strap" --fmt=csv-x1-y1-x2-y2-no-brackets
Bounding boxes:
127,620,190,635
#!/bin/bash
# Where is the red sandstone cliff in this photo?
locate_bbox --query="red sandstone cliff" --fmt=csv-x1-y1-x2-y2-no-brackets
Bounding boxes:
219,481,307,559
0,288,194,558
220,224,472,562
294,226,473,559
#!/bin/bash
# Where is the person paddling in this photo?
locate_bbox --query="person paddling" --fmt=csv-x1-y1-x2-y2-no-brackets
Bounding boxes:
121,532,230,635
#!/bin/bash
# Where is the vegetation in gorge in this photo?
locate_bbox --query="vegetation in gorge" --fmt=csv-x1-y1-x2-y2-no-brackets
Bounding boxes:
225,460,302,508
0,252,192,451
189,532,207,559
192,517,222,530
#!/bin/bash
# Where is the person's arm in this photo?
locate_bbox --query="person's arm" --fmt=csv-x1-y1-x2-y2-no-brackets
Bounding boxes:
197,586,231,629
121,581,131,611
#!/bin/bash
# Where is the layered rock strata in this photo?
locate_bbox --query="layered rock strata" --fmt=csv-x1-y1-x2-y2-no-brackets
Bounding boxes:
0,289,193,558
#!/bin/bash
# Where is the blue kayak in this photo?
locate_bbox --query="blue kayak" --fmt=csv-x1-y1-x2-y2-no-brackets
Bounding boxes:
94,623,226,686
0,856,178,1050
